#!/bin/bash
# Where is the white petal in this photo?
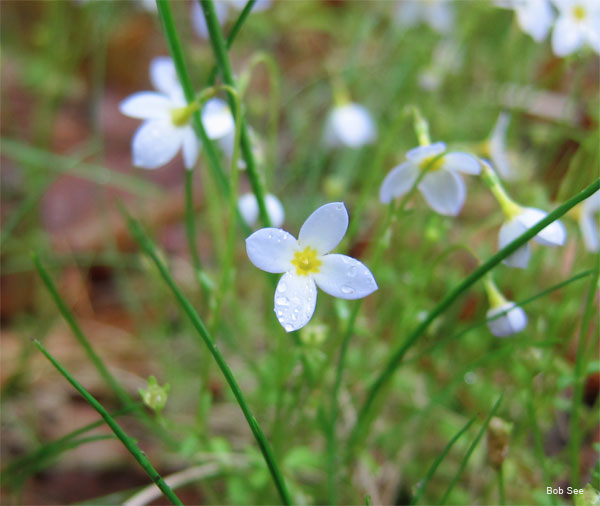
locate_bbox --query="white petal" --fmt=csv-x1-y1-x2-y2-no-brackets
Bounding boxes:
202,98,235,140
229,0,271,11
312,254,378,300
517,207,566,246
487,302,528,337
499,219,531,268
440,152,481,175
552,17,585,56
489,113,515,179
150,57,182,98
119,92,172,120
132,120,182,169
516,0,554,42
182,127,200,170
274,272,317,332
298,202,349,255
191,1,229,39
379,161,420,204
418,169,466,216
580,214,599,252
406,142,446,164
324,103,377,148
238,193,285,228
246,228,297,273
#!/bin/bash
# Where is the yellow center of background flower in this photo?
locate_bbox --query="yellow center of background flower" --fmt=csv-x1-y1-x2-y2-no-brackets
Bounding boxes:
171,105,195,127
419,155,445,172
572,5,586,21
291,247,322,276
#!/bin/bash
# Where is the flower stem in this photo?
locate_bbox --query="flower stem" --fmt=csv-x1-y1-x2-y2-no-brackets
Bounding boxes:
346,178,600,456
199,0,272,228
497,465,506,506
122,208,292,505
33,339,184,506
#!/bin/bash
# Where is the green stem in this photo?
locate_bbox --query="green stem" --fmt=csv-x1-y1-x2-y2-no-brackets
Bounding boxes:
498,465,505,506
32,254,130,406
33,340,183,506
199,0,271,227
569,259,599,488
347,178,600,455
410,415,477,505
122,209,291,505
439,395,503,505
207,0,257,86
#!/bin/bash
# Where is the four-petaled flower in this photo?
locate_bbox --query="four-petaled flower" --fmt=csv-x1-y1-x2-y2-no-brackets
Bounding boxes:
324,103,378,149
120,57,234,170
246,203,378,332
551,0,600,56
379,142,481,216
499,206,566,268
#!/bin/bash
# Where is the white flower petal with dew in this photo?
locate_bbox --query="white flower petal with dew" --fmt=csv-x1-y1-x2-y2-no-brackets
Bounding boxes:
499,218,531,268
246,202,377,332
181,127,200,170
580,190,600,252
517,207,566,246
119,92,172,120
313,254,378,300
487,302,528,337
324,103,377,148
246,228,297,273
274,273,317,333
379,161,420,204
418,169,466,216
238,193,285,228
298,202,349,254
132,120,182,169
440,152,481,175
202,98,235,140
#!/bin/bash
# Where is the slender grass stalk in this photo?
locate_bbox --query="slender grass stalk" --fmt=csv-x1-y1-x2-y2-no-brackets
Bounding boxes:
33,340,183,506
410,415,477,505
439,395,503,505
122,208,292,505
199,0,271,227
32,254,130,406
207,0,257,86
497,465,505,506
569,260,599,488
347,179,600,453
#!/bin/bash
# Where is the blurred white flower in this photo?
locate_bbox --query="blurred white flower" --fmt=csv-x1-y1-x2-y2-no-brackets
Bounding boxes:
418,38,464,92
238,192,285,228
499,207,566,268
551,0,600,56
484,276,528,337
246,202,378,332
324,103,377,149
379,142,481,216
496,0,555,42
578,190,600,252
486,112,516,180
394,0,455,34
192,0,271,39
120,58,235,170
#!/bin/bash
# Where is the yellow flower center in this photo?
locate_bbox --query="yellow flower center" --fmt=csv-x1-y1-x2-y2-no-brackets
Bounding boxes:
419,155,445,172
171,104,196,127
572,5,586,21
291,246,322,276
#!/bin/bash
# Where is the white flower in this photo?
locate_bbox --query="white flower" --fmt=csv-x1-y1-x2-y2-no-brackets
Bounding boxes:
394,0,455,34
487,302,528,337
324,103,377,149
120,58,234,170
379,142,481,216
499,207,566,268
578,190,600,252
486,113,516,180
245,202,378,332
551,0,600,56
496,0,555,42
238,193,285,228
191,0,271,39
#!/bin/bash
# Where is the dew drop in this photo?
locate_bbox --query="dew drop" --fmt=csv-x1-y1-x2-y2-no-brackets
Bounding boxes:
267,233,273,239
347,266,357,277
276,296,290,306
284,324,294,332
277,310,283,317
341,285,355,295
278,282,287,293
336,204,343,211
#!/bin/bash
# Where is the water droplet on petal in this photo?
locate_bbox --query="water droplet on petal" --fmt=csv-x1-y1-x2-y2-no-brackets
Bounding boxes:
278,282,287,293
341,285,355,295
347,266,357,277
276,296,289,306
267,233,273,239
284,324,293,332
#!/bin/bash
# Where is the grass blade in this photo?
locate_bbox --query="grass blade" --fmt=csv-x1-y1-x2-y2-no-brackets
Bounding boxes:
32,339,183,506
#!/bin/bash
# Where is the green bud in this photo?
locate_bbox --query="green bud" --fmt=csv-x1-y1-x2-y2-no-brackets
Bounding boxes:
138,375,170,412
